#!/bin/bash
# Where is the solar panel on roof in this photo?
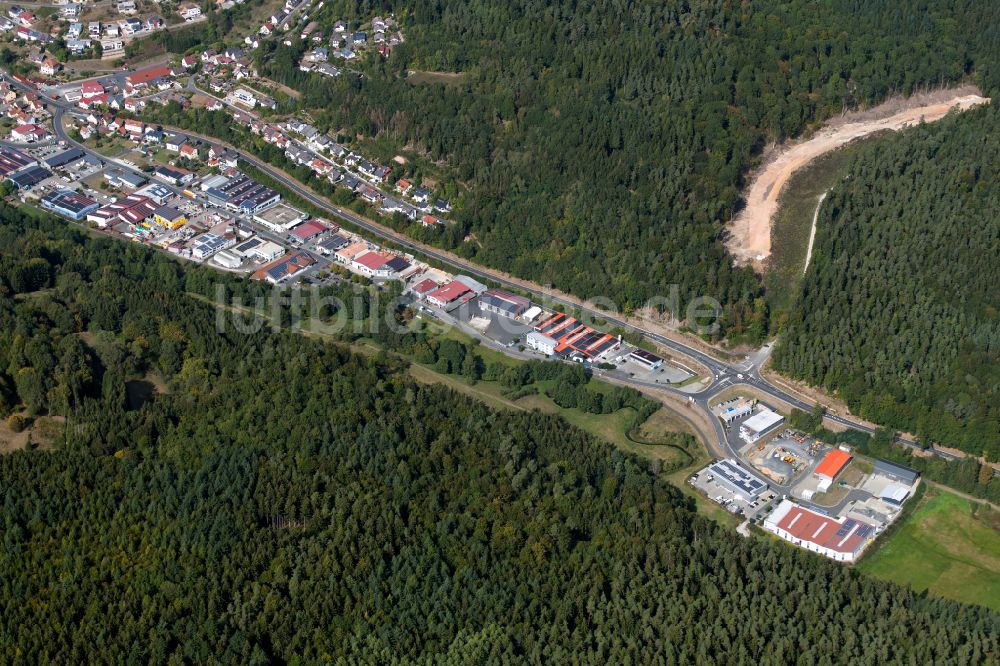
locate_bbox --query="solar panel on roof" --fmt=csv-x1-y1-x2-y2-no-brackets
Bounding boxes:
835,519,857,537
590,339,616,356
855,524,873,539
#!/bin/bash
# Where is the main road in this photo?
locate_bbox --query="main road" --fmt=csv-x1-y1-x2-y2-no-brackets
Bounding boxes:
9,73,966,479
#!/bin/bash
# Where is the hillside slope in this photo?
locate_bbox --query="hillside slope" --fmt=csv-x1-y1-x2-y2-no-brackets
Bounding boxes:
773,104,1000,458
252,0,1000,339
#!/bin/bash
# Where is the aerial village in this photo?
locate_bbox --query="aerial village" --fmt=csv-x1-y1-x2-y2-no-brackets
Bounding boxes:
0,0,689,382
0,0,925,568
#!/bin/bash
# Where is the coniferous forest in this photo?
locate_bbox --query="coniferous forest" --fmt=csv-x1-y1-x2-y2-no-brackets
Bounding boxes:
248,0,1000,339
774,104,1000,459
1,205,999,662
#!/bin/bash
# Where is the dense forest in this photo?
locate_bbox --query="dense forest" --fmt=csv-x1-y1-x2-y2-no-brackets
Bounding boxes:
230,0,1000,340
774,104,1000,459
1,208,999,662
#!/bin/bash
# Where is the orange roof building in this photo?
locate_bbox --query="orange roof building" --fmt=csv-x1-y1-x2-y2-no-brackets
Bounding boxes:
814,449,852,481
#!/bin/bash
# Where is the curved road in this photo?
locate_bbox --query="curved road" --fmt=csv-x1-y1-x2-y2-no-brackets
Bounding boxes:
11,75,971,496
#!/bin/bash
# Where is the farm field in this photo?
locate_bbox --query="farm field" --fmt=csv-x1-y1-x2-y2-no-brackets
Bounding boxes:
859,488,1000,611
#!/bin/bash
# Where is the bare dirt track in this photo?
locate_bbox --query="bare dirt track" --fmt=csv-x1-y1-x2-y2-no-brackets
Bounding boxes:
726,86,989,269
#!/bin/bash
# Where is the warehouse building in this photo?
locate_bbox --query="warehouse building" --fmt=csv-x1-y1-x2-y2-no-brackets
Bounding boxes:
814,449,853,491
43,148,86,169
764,500,875,562
879,483,911,506
212,249,243,269
253,201,307,231
40,189,99,220
739,408,784,443
873,460,919,485
629,348,663,370
706,459,768,503
478,289,531,319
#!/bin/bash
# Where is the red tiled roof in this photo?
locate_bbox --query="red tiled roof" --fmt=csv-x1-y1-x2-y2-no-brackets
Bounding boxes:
426,281,470,304
776,505,870,554
412,278,438,294
289,219,327,240
353,250,389,271
126,65,172,86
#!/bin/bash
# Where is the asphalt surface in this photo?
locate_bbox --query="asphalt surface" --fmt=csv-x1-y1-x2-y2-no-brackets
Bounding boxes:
7,73,973,495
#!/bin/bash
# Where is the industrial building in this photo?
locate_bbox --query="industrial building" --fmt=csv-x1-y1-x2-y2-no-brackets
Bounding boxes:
715,398,754,423
289,219,329,242
426,280,471,308
192,232,236,259
705,459,768,503
764,500,875,562
104,168,147,189
873,460,919,485
814,449,853,491
253,201,307,231
739,408,784,443
628,348,663,370
204,172,280,214
0,145,36,177
153,205,187,230
316,233,350,255
7,165,51,190
526,331,558,356
40,189,99,220
253,251,315,283
532,312,620,360
478,289,531,319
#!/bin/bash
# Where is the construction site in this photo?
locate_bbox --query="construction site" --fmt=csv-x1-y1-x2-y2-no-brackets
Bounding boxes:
747,430,822,485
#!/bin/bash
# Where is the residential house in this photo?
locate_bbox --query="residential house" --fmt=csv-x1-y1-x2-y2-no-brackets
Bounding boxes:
179,3,202,21
165,134,187,151
11,123,49,142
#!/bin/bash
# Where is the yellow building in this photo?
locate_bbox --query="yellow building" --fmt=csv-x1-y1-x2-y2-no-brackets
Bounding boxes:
153,205,187,230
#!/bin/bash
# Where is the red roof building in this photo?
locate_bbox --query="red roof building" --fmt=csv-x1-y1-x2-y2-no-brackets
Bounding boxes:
126,65,173,87
815,450,852,482
352,250,390,273
289,219,328,242
80,81,105,98
765,500,874,562
11,123,48,141
425,281,471,308
411,278,438,296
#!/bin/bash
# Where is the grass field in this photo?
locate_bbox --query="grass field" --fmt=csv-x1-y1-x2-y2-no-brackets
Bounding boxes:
405,70,467,86
763,139,873,320
858,487,1000,611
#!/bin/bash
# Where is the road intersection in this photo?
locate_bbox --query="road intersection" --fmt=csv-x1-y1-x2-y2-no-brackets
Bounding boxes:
6,73,968,500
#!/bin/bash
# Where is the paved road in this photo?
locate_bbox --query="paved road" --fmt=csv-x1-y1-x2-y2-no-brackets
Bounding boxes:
8,73,975,496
